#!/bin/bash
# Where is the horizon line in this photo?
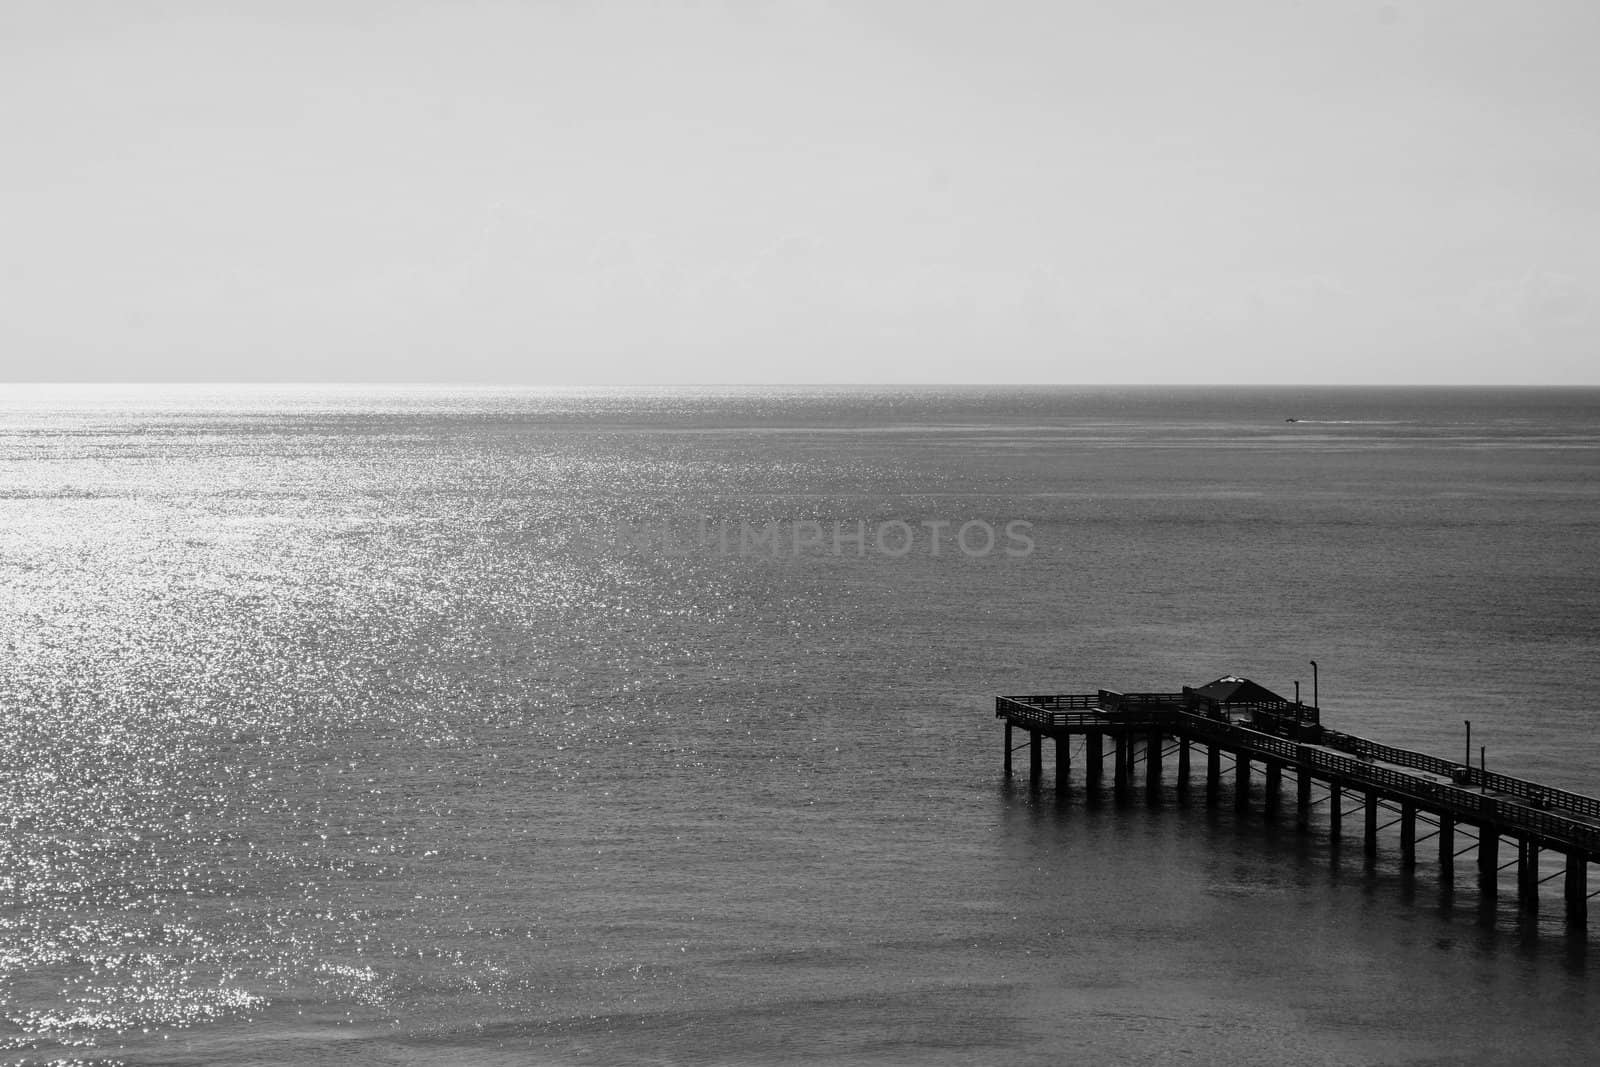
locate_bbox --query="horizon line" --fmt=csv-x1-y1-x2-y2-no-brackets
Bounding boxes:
6,381,1600,390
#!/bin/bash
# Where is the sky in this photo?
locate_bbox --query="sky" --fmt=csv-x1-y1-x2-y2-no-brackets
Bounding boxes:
2,0,1597,385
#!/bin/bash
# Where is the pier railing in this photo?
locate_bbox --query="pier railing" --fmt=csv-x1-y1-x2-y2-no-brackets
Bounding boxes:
1178,713,1600,853
997,693,1600,853
994,695,1181,732
1319,731,1600,821
999,694,1103,711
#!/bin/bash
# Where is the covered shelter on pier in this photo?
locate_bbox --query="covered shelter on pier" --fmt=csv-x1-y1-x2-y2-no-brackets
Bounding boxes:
1185,675,1314,734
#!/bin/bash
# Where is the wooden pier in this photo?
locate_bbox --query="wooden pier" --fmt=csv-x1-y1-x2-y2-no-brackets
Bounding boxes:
996,679,1598,927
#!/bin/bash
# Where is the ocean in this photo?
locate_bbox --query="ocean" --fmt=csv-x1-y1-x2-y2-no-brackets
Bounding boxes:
1,384,1597,1065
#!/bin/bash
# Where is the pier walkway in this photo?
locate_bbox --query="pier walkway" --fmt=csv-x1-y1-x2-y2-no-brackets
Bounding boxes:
995,685,1597,926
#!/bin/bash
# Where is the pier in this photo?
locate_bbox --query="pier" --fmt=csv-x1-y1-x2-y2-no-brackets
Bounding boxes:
995,677,1599,927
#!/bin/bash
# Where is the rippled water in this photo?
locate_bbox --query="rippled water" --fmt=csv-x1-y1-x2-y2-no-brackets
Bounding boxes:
2,384,1598,1064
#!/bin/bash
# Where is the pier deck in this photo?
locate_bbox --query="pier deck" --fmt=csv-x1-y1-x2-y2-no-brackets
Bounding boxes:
995,688,1597,926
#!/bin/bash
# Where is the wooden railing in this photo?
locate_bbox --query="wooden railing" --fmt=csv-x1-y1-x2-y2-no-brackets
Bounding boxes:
995,694,1600,853
994,694,1184,729
1319,731,1600,822
993,697,1130,731
1003,694,1101,710
1177,714,1600,852
1470,768,1600,821
1103,690,1189,710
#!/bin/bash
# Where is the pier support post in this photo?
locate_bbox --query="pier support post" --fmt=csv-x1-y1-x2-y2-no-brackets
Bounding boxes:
1206,744,1221,807
1518,839,1539,913
1296,769,1312,832
1235,754,1251,811
1055,736,1070,795
1113,734,1129,800
1400,802,1416,870
1177,737,1191,796
1029,730,1042,787
1004,721,1013,778
1086,732,1103,793
1439,816,1455,884
1146,730,1162,801
1479,827,1500,896
1364,793,1378,859
1565,851,1588,926
1264,762,1282,820
1328,782,1342,842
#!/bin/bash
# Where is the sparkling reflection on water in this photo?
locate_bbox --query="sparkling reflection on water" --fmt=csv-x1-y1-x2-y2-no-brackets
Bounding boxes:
1,385,1598,1064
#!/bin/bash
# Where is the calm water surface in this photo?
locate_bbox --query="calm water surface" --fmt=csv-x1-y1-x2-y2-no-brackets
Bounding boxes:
1,385,1597,1064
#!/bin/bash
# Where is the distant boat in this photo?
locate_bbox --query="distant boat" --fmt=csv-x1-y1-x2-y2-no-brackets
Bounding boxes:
1285,417,1300,423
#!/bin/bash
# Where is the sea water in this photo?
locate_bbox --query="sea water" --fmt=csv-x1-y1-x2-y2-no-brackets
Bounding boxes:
1,384,1597,1064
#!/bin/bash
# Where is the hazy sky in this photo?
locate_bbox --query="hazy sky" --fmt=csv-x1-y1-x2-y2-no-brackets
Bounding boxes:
3,0,1597,384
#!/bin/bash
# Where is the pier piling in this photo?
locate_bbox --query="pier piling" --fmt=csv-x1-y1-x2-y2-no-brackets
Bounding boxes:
1146,730,1162,800
1566,852,1588,926
1479,828,1500,896
1519,839,1539,912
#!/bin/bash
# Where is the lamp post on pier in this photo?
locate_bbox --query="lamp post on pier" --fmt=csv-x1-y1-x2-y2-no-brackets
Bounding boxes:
1309,660,1318,710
